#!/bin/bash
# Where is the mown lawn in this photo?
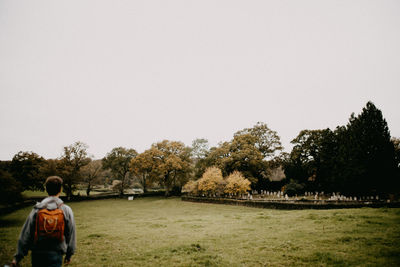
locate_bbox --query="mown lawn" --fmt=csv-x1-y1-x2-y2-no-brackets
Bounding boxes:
1,197,399,266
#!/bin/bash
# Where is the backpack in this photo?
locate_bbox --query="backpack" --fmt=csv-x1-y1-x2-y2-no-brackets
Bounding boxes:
34,204,65,244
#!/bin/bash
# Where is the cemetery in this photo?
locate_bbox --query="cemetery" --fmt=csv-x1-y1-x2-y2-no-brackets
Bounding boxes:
182,191,400,210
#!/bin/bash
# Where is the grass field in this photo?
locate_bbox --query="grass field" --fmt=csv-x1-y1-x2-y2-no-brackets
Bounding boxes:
22,190,67,198
1,197,399,266
22,189,107,198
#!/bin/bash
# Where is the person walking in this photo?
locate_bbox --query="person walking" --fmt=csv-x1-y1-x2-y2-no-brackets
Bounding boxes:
11,176,76,267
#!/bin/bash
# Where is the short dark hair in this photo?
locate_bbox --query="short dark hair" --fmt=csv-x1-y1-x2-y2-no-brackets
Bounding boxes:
45,176,63,196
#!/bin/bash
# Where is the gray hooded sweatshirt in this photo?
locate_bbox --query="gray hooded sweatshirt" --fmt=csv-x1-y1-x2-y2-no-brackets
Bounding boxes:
14,196,76,262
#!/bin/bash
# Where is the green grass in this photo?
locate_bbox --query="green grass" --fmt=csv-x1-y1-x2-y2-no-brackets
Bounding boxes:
1,198,400,266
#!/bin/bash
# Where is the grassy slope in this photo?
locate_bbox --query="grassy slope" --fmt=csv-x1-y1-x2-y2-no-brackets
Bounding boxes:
1,197,399,266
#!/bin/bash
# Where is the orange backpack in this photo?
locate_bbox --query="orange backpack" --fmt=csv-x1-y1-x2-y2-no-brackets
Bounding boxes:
34,205,65,243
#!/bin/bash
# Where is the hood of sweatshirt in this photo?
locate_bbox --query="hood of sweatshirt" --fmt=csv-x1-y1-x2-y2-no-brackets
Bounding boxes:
34,196,64,210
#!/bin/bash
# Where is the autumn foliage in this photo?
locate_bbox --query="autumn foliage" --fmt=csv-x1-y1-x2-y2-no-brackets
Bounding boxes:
182,180,199,195
224,171,251,195
197,167,225,196
185,167,250,197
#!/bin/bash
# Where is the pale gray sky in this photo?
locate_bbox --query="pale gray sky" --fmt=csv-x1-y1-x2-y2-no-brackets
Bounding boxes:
1,0,399,160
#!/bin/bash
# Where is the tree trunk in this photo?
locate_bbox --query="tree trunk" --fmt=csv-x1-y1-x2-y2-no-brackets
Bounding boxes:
164,173,170,197
120,173,126,196
119,182,124,196
165,187,170,197
142,173,147,193
86,181,91,196
64,183,73,199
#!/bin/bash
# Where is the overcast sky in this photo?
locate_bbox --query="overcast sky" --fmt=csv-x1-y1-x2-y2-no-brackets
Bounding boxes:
0,0,399,160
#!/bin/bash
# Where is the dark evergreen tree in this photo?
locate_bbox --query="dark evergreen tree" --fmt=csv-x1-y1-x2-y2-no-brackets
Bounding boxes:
284,102,399,196
284,129,336,192
337,102,398,195
392,138,400,169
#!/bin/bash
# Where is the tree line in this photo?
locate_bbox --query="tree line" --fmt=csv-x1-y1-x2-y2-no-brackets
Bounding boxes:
284,102,399,196
1,101,399,204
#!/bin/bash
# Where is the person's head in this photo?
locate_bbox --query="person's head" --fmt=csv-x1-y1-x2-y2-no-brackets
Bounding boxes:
45,176,63,196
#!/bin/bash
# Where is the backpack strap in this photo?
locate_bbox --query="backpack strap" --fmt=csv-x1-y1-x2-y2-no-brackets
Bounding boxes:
34,209,39,243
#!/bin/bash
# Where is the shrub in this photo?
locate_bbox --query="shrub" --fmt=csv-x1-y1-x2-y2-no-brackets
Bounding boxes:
283,180,304,197
112,180,123,193
198,167,225,196
224,171,251,196
170,185,183,196
182,180,199,195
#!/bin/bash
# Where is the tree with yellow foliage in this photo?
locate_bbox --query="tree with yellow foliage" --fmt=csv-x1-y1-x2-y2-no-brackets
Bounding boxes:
224,171,251,196
130,149,159,193
134,140,192,196
197,167,225,196
182,180,199,196
204,122,283,191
